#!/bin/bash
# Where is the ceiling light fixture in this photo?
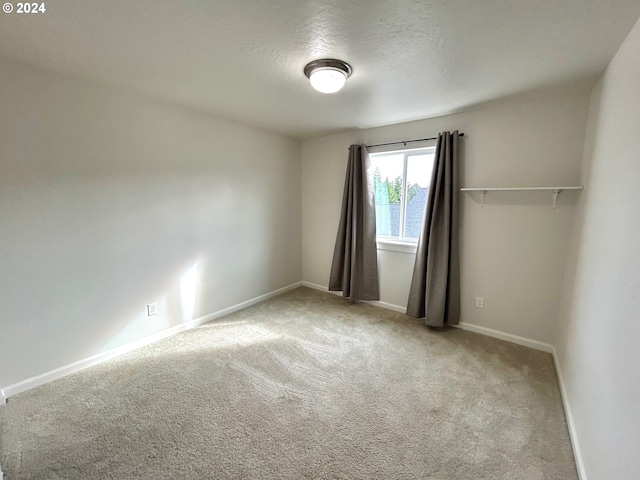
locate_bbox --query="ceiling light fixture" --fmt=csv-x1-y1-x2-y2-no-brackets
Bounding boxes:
304,59,352,94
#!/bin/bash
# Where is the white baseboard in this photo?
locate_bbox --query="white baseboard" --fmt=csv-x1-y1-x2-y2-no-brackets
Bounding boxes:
301,281,406,313
301,281,553,352
552,347,587,480
454,322,554,353
363,299,406,313
0,282,303,401
301,281,338,294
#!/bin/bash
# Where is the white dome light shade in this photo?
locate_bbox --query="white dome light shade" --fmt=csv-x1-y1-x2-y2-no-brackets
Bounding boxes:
309,68,347,93
304,59,352,94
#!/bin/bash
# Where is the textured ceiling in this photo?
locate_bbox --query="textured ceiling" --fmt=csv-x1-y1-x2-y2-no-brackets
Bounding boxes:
1,0,639,139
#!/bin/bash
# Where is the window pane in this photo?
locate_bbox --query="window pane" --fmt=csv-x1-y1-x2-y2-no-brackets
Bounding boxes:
371,154,403,238
404,154,434,240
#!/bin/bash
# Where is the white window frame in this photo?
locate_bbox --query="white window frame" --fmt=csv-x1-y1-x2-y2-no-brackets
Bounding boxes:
370,145,436,254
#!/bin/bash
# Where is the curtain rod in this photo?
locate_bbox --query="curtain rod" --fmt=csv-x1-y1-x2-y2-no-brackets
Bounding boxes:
366,132,465,149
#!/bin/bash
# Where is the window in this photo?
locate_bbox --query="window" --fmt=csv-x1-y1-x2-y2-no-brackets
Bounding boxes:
370,147,436,247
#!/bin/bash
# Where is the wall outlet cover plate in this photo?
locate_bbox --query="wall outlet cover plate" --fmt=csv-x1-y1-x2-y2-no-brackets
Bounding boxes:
147,303,158,316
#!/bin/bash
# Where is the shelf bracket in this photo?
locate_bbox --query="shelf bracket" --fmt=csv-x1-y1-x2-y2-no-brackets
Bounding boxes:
552,189,560,209
480,190,486,208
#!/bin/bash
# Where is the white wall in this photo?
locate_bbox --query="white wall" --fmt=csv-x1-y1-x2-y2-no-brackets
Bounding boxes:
302,89,590,345
0,58,302,389
555,16,640,480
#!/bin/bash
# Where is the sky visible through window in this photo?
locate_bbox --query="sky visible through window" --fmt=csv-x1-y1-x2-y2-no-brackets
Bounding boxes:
371,153,434,187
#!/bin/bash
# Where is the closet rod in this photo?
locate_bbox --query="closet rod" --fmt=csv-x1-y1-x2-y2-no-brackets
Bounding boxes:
366,132,465,149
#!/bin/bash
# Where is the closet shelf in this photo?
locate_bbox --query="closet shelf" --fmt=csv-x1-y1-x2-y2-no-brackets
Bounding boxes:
460,186,583,208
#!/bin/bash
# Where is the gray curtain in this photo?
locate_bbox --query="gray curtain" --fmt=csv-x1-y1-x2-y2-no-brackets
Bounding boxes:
406,131,460,326
329,144,380,303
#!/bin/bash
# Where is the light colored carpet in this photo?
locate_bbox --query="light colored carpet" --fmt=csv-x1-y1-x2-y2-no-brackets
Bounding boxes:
0,287,577,479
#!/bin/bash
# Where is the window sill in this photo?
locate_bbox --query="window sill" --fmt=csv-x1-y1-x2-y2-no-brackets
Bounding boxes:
376,240,418,254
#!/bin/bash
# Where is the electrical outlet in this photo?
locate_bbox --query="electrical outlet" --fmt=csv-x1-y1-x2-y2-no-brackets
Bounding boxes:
475,297,484,308
147,303,158,316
